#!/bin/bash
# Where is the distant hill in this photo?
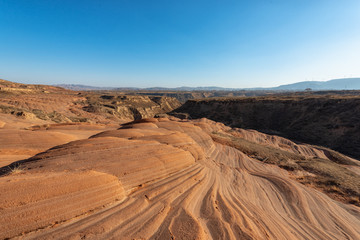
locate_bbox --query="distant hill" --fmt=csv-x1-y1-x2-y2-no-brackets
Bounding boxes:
55,84,117,91
56,84,235,91
139,86,232,91
274,78,360,90
55,78,360,91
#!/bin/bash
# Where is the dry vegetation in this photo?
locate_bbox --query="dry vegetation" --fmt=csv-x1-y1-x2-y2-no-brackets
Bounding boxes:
7,163,24,175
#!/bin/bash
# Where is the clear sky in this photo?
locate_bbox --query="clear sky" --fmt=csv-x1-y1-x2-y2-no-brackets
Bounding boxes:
1,0,360,88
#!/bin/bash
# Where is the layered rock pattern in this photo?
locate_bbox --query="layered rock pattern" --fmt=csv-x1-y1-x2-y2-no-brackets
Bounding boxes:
1,118,359,239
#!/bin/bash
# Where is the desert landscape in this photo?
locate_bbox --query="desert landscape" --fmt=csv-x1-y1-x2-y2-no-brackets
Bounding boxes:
2,1,360,239
1,80,360,239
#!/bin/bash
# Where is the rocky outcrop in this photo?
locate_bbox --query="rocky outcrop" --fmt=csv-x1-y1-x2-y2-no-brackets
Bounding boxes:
82,95,181,121
0,80,181,124
173,96,360,159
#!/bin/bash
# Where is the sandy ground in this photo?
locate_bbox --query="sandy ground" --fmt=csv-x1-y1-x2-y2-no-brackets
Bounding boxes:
0,118,359,239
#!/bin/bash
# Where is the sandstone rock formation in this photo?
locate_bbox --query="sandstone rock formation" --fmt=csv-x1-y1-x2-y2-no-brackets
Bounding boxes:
1,118,359,239
0,112,118,167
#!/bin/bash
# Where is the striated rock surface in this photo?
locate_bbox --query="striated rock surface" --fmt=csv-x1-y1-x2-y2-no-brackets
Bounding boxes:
1,118,359,239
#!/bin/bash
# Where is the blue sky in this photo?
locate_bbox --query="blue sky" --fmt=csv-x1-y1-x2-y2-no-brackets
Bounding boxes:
1,0,360,88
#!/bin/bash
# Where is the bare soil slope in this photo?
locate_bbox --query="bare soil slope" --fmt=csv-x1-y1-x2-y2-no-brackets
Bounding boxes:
1,118,359,239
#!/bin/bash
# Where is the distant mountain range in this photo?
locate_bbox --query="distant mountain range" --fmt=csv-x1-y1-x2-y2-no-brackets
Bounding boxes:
274,78,360,90
56,78,360,91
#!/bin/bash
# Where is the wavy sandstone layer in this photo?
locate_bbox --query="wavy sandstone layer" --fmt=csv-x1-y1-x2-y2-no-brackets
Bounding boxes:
0,113,118,167
0,118,359,239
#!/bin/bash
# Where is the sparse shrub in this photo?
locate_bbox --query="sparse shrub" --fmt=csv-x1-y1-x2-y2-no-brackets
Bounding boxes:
8,163,24,175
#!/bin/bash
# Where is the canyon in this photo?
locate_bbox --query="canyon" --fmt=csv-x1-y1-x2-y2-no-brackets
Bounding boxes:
0,80,359,239
174,95,360,159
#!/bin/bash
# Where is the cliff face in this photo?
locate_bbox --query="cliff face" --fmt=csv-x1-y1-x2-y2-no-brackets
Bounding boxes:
174,96,360,159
